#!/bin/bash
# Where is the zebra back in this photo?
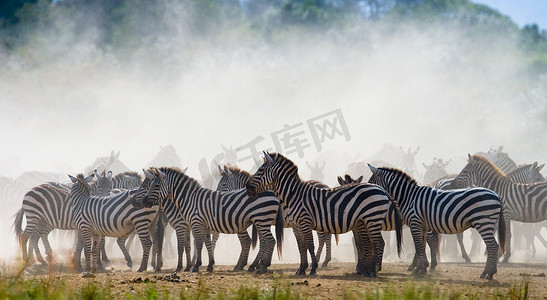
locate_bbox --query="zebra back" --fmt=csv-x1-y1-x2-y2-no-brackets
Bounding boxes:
112,171,143,189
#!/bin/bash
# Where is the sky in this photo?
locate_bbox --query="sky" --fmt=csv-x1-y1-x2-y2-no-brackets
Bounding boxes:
474,0,547,29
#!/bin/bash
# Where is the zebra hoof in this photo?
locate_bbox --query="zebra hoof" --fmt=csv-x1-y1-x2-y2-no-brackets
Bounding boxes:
206,266,214,272
184,267,191,272
247,265,256,272
127,261,133,268
407,265,415,272
192,267,199,273
308,270,317,276
295,269,306,276
321,262,329,268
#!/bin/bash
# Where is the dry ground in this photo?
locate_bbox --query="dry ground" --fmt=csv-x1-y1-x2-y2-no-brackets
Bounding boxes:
17,261,547,299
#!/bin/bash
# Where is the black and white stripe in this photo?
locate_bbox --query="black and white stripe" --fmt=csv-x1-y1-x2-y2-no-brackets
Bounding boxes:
246,152,395,277
451,154,547,263
217,165,336,269
368,165,506,280
69,173,159,273
133,167,283,273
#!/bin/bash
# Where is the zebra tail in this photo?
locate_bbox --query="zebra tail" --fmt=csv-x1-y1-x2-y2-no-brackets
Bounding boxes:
251,224,258,250
13,209,24,243
394,206,404,258
275,206,284,259
335,234,339,246
498,209,506,254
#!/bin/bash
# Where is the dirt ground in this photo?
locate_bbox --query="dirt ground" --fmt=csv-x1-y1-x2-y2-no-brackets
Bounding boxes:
20,261,547,299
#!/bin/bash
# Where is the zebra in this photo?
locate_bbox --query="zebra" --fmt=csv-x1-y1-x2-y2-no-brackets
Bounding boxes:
15,170,114,268
133,166,284,274
217,165,337,268
431,162,545,264
368,165,506,279
450,154,547,263
68,173,160,273
246,152,399,277
132,168,194,273
422,158,451,186
112,171,143,189
475,146,517,174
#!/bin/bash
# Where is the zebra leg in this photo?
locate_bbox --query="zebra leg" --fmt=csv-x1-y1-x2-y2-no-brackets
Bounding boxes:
323,233,332,267
255,225,275,274
40,229,54,264
135,225,153,272
292,227,309,275
170,222,186,272
315,232,325,267
456,231,471,263
92,235,103,273
300,224,319,275
367,227,384,277
99,236,111,266
73,231,85,272
409,224,428,276
476,224,500,280
501,212,512,263
211,232,219,252
115,236,132,268
234,231,251,271
29,232,46,266
184,227,193,272
203,231,215,272
80,230,94,273
425,232,438,271
191,224,205,272
352,228,365,275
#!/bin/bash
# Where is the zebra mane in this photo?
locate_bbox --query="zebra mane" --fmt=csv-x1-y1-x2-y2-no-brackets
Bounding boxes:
271,153,301,180
377,167,419,186
157,166,202,189
224,166,251,180
470,155,508,177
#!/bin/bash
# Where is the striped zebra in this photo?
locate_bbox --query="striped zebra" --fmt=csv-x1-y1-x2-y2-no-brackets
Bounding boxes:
217,165,337,268
368,165,505,279
15,170,114,268
450,154,547,263
475,146,517,174
132,168,194,272
68,173,160,273
133,167,284,273
112,171,143,189
246,152,397,277
431,162,545,264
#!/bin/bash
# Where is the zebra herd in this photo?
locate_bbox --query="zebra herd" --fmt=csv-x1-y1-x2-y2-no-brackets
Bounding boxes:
10,145,547,281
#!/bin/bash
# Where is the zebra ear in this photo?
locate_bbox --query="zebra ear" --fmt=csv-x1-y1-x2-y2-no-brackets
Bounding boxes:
84,174,94,184
157,169,166,179
498,145,503,152
68,174,77,183
143,169,154,180
264,151,274,165
94,169,101,178
532,161,538,168
106,171,113,180
356,175,363,183
337,176,345,186
467,153,474,162
537,163,545,171
224,165,233,176
218,165,224,175
368,164,377,174
182,167,188,173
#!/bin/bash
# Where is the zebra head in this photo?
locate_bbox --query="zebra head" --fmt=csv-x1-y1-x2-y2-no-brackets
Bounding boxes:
367,164,395,189
451,154,483,189
91,169,113,196
216,165,235,192
337,174,363,186
133,168,166,208
246,151,278,198
68,173,94,202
